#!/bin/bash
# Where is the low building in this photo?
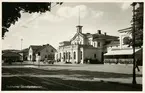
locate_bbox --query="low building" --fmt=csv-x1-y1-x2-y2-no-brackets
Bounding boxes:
55,25,119,64
2,52,22,64
19,48,29,61
28,44,56,61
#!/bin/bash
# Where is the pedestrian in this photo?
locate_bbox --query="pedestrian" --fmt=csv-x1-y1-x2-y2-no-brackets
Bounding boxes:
135,59,140,72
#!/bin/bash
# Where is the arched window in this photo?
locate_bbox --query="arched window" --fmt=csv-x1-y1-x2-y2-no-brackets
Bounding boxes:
74,52,76,59
80,51,82,59
63,52,65,59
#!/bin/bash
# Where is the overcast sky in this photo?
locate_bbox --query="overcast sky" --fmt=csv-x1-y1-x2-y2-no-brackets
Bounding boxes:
2,2,133,50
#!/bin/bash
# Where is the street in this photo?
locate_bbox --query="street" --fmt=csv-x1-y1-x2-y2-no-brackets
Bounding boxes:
2,63,142,91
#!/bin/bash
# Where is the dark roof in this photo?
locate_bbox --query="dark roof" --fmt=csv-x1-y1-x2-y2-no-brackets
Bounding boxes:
106,40,120,47
19,48,29,53
29,45,42,53
30,44,56,53
2,49,20,53
2,52,21,57
84,33,119,40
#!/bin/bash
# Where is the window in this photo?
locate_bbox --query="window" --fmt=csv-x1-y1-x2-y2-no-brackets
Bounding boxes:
80,51,82,60
51,49,53,52
74,52,76,59
94,42,95,47
38,52,40,56
69,52,70,59
60,53,61,59
94,54,96,58
63,53,65,59
66,52,68,59
98,42,100,47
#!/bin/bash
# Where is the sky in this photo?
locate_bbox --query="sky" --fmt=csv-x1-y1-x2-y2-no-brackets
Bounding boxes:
2,2,133,50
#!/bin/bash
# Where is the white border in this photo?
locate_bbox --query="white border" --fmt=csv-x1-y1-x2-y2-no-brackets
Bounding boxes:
0,0,144,93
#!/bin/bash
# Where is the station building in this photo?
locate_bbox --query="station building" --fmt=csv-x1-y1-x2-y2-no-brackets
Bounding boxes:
55,25,119,64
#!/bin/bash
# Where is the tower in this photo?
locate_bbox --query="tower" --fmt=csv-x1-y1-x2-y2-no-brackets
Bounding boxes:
76,8,83,33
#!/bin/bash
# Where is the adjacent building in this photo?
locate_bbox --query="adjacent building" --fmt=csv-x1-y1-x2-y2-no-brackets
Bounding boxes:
55,25,119,64
28,44,56,61
2,51,22,63
104,27,143,65
19,48,29,61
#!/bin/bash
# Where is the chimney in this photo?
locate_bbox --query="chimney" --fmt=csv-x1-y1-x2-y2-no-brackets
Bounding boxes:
104,32,107,35
98,30,101,34
76,25,83,33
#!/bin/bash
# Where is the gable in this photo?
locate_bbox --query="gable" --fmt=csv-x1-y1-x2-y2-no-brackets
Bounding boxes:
70,33,84,42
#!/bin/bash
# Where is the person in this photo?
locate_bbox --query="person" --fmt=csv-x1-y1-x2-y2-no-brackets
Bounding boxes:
44,56,48,64
135,59,140,72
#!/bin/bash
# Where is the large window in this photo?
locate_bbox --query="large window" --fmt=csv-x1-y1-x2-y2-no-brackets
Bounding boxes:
74,52,76,59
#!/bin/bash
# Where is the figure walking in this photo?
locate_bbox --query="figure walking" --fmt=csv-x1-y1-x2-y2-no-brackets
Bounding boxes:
135,59,140,72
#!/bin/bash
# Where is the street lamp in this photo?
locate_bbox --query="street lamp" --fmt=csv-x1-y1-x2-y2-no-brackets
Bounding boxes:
131,2,137,84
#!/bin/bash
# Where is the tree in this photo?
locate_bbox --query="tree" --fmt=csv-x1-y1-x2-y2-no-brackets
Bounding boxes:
132,2,143,47
134,2,143,47
123,36,131,45
2,2,63,39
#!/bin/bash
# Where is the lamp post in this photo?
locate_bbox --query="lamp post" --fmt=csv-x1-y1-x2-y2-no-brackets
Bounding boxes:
131,2,137,84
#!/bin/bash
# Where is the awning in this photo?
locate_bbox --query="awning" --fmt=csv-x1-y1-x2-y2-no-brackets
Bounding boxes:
104,48,141,56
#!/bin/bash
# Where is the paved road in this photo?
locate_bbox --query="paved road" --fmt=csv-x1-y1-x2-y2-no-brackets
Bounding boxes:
2,65,142,91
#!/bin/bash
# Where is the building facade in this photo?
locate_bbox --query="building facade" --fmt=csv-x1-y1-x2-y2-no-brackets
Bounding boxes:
55,25,119,64
104,27,143,65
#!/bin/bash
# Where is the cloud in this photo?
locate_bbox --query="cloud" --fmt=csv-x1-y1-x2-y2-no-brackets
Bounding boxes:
18,5,104,28
56,5,103,19
121,2,132,10
39,12,64,22
91,10,104,18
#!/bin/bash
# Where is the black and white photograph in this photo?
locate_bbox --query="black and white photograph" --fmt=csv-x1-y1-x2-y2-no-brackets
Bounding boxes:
1,1,144,91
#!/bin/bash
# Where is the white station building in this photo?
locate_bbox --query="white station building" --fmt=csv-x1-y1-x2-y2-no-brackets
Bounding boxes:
55,25,119,64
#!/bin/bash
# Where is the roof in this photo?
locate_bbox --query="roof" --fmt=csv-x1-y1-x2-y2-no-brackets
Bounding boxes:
70,32,118,42
29,45,42,53
19,48,29,53
2,49,20,53
106,40,120,47
92,34,119,40
118,27,132,33
2,52,21,57
104,48,141,56
30,44,56,53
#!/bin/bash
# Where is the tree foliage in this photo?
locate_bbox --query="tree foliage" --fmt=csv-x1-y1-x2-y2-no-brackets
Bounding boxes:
132,2,143,47
123,36,131,45
2,2,63,39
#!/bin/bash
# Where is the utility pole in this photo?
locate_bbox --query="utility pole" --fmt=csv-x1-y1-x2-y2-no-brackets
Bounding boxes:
21,38,23,65
131,2,137,84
